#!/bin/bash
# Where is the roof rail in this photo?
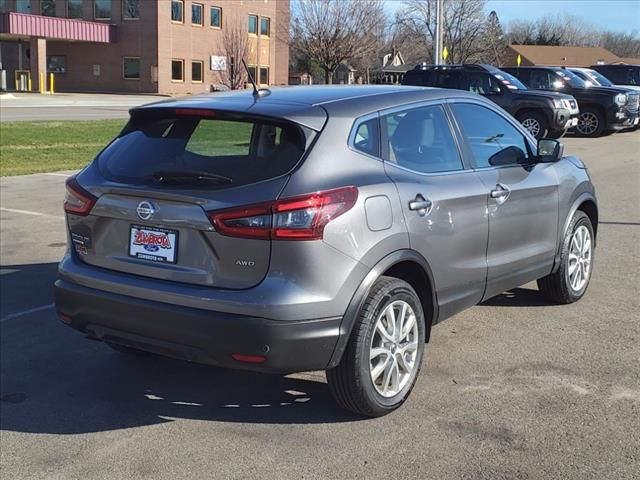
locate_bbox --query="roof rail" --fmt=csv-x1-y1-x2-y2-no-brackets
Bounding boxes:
413,63,493,72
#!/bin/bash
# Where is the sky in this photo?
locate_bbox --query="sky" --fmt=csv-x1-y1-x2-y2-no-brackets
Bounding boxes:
383,0,640,34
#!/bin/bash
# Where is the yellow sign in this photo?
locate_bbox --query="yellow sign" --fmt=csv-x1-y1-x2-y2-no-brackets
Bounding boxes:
517,54,522,67
442,47,449,61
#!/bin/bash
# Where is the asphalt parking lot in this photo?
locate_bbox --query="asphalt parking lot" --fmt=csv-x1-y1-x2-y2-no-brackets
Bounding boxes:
1,132,639,479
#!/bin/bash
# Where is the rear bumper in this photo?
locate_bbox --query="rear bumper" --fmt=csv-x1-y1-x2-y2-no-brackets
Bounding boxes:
54,279,342,374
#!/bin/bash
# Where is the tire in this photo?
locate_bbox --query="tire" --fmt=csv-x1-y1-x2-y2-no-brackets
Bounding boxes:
537,211,595,304
106,341,152,356
516,110,549,139
575,107,605,137
326,276,426,417
547,129,565,139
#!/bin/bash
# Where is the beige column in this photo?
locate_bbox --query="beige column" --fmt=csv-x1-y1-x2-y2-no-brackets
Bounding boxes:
29,37,46,92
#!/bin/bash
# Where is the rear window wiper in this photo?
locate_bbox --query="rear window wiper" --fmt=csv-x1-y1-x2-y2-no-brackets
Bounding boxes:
152,170,233,185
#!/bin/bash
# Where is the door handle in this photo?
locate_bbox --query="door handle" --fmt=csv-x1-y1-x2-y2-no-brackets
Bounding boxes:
490,184,510,204
409,195,432,216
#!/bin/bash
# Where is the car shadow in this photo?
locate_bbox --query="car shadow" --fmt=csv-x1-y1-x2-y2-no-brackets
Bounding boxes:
480,287,550,308
0,263,361,436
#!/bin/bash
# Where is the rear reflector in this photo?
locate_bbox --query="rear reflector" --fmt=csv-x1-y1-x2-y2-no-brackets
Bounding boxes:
58,313,73,324
231,354,267,364
208,186,358,241
64,176,97,216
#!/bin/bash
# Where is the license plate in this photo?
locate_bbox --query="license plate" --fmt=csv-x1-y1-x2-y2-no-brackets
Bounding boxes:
129,225,178,264
634,117,639,125
571,118,578,127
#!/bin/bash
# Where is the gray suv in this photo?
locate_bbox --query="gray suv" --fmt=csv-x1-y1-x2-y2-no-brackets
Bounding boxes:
55,86,598,417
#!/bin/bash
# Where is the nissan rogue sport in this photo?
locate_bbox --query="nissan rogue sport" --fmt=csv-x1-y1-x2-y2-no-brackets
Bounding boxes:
55,86,598,417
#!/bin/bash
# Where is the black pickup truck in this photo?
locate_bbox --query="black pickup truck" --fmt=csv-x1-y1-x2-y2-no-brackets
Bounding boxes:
502,66,637,137
402,64,579,139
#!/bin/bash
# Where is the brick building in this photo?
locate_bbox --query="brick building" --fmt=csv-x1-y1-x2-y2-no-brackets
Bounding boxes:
0,0,290,94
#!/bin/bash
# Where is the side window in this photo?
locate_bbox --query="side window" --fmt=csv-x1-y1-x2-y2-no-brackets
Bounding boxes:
383,105,463,174
434,71,459,89
452,103,531,168
530,70,552,89
464,73,501,94
352,118,380,157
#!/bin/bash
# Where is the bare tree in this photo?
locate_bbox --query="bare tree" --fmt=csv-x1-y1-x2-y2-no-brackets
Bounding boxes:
219,14,248,90
396,0,489,64
483,10,507,65
292,0,386,84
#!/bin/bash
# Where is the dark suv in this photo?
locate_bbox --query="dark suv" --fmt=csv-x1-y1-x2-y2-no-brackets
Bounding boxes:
590,64,640,89
402,64,579,139
55,86,598,417
503,66,636,137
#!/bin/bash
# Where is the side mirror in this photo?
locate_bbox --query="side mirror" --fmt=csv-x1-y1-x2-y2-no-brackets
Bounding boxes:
537,138,564,163
489,84,502,95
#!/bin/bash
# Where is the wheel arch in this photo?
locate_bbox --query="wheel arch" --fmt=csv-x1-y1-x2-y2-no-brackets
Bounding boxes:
326,250,438,368
552,193,599,273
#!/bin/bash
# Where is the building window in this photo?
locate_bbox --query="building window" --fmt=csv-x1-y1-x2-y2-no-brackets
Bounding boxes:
172,59,184,82
41,0,56,16
67,0,82,18
259,67,269,85
192,61,204,83
16,0,31,13
248,14,258,34
122,0,139,20
171,0,183,23
47,55,66,74
210,6,221,28
123,57,141,80
247,65,258,84
94,0,110,20
260,16,270,36
192,3,203,26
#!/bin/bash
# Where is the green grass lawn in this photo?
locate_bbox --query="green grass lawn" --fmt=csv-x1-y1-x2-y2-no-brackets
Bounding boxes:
0,120,125,176
0,119,256,176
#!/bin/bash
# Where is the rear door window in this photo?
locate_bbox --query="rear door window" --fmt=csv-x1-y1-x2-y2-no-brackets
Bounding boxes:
98,112,310,187
433,71,460,89
382,105,463,174
352,118,380,157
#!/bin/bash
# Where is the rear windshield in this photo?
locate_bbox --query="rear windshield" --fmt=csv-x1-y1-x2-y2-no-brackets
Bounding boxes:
98,111,311,187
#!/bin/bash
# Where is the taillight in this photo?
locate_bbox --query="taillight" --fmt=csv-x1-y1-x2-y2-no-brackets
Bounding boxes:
64,176,97,216
208,186,358,241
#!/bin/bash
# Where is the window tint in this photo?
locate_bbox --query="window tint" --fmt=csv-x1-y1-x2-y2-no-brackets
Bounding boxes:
452,103,531,168
352,118,379,157
383,105,463,174
464,72,502,94
402,70,431,86
99,115,309,188
529,70,553,89
433,71,459,89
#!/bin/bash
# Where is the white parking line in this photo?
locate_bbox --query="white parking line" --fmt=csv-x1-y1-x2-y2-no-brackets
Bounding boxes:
0,207,65,220
0,304,54,323
41,173,71,177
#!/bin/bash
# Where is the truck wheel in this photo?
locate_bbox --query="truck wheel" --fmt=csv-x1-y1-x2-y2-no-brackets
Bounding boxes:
326,276,426,417
575,107,605,137
517,111,549,139
537,211,594,304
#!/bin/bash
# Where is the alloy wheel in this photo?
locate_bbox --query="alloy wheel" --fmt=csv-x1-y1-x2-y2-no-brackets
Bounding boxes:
577,112,599,136
369,300,419,398
522,118,541,137
567,225,592,292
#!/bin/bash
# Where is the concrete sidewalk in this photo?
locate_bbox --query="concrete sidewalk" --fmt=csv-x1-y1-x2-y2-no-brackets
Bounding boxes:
0,92,168,121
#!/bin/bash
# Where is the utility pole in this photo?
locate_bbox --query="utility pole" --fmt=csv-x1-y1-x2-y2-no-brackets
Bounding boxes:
433,0,444,65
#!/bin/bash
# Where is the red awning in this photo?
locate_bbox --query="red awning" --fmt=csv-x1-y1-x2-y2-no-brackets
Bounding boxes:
0,12,114,43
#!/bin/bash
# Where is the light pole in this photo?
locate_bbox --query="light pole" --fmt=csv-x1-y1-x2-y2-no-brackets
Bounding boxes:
433,0,444,65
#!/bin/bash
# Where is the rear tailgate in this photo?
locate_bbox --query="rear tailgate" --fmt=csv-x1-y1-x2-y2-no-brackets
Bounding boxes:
66,108,319,289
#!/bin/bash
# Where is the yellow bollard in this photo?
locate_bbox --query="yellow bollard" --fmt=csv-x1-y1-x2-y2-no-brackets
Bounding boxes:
49,73,54,94
28,76,32,92
39,72,45,94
